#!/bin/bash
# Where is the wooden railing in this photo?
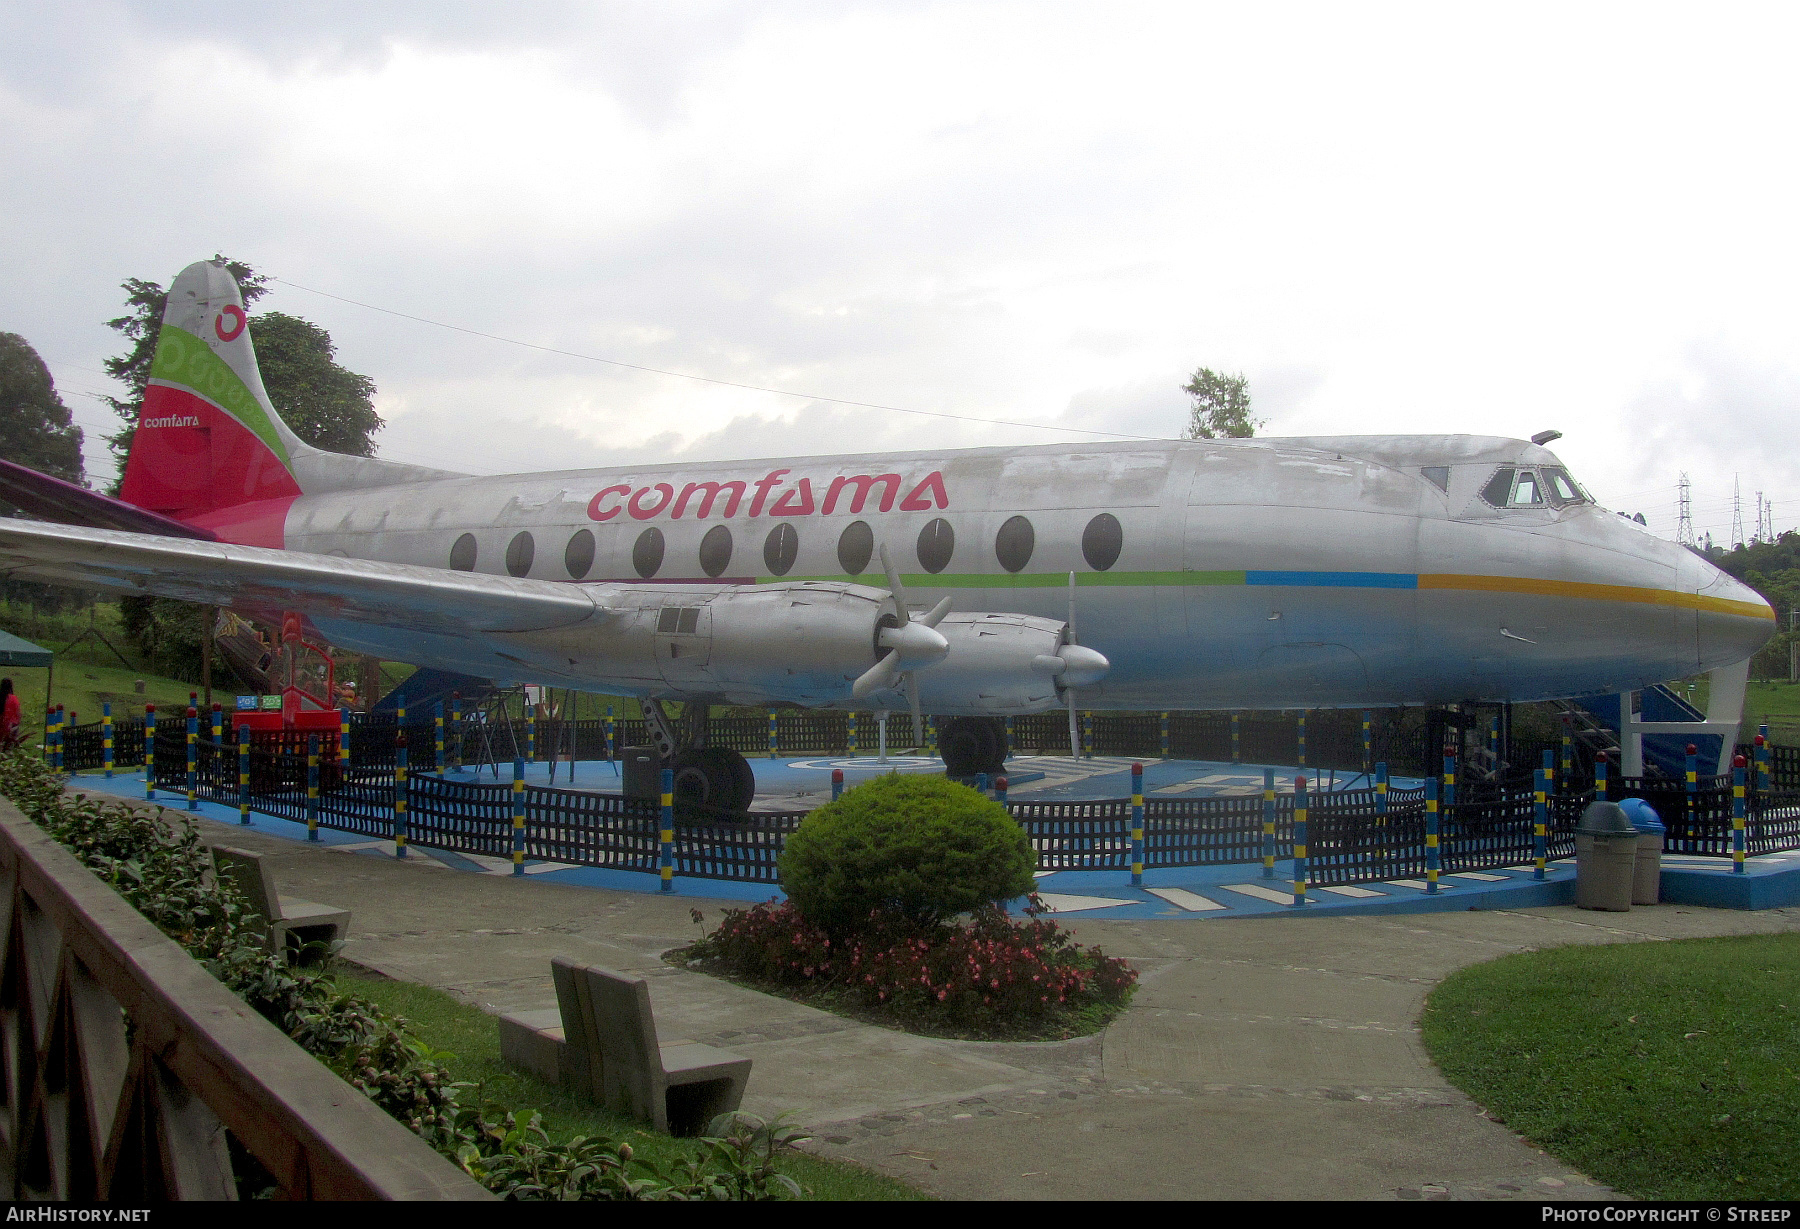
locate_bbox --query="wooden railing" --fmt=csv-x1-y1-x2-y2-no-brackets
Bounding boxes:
0,798,491,1201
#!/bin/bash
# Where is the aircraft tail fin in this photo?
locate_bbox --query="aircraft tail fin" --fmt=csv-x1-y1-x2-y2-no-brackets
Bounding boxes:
118,260,460,546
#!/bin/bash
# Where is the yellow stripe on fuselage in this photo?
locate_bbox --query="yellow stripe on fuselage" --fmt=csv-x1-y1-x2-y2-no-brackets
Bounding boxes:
1417,574,1774,620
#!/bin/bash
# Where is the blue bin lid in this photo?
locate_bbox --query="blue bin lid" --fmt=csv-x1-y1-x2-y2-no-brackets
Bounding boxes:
1619,797,1665,834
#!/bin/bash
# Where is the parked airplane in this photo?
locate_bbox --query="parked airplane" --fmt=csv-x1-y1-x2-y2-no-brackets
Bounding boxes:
0,261,1776,807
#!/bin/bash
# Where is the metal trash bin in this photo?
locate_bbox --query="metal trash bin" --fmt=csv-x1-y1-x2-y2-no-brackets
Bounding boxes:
1619,797,1665,906
1575,801,1640,912
620,746,663,803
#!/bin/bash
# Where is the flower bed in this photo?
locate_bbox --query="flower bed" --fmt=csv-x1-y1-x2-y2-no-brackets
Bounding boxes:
679,897,1137,1041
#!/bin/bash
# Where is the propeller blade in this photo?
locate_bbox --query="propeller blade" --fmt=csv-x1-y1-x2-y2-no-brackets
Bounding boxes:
919,595,953,628
880,545,909,627
1068,571,1078,643
852,650,901,700
1067,687,1081,759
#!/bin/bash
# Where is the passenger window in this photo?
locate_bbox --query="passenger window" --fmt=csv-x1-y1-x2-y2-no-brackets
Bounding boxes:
632,527,664,578
764,523,798,576
505,531,535,577
564,529,595,579
1421,466,1449,493
916,518,955,574
1513,472,1542,506
698,524,733,578
994,515,1034,573
449,533,477,571
1082,513,1123,571
837,520,874,575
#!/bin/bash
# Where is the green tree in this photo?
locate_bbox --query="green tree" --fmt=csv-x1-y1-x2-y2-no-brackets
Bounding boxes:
248,312,381,457
0,332,88,611
1181,366,1263,439
0,332,83,489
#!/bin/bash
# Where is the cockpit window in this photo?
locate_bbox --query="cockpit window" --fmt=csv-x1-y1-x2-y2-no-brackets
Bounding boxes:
1421,466,1449,492
1512,471,1543,506
1543,467,1587,506
1481,468,1516,508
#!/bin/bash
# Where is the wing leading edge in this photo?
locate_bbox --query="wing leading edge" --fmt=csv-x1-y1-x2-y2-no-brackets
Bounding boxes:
0,520,600,640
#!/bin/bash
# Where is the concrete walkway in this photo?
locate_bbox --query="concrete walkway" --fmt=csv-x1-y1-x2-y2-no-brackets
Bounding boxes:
183,806,1800,1202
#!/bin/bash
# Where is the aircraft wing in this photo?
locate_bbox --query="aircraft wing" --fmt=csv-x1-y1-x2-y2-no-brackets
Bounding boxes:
0,519,599,639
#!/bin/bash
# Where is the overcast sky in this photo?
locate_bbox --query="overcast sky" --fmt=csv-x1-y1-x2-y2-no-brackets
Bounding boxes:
4,1,1796,547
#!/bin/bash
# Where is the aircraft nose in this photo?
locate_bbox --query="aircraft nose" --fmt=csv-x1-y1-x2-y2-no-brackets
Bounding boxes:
1678,549,1776,670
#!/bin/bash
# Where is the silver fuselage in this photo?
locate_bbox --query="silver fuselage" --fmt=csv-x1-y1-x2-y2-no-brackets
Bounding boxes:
272,433,1773,710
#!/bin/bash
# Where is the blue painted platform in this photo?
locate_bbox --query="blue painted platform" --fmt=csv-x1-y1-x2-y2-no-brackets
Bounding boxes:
62,757,1800,919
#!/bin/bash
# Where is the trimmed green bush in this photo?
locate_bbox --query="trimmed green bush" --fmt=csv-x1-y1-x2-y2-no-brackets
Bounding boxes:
778,774,1034,934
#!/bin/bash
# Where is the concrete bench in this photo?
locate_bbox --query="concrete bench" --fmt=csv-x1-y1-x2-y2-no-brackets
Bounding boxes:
211,846,352,965
499,958,752,1136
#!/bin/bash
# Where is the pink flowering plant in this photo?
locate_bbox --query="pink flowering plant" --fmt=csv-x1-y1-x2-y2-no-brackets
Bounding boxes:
681,776,1135,1038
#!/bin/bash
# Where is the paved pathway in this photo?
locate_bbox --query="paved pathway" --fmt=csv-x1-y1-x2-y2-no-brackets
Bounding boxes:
176,802,1800,1201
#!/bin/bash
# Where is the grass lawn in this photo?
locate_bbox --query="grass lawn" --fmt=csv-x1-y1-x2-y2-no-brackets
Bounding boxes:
331,966,928,1201
1421,932,1800,1201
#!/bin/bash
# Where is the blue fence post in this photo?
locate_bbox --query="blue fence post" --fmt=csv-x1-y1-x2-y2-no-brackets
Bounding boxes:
767,709,778,760
1686,743,1699,839
604,706,615,760
211,702,223,749
434,701,445,777
1160,712,1170,761
848,712,858,757
144,704,156,800
1375,760,1389,860
339,706,350,769
306,734,320,841
42,707,53,769
1262,768,1276,879
238,725,252,825
976,772,989,795
1755,733,1769,793
1596,751,1609,801
659,766,675,893
1532,767,1548,881
925,715,937,757
185,707,197,810
1561,714,1574,783
102,703,113,779
1425,775,1441,893
1082,711,1094,760
1361,710,1372,777
831,768,844,802
525,699,536,765
1232,712,1241,764
1291,775,1308,906
1297,711,1307,770
1732,756,1748,874
1130,762,1145,887
512,757,526,875
393,731,408,859
53,705,64,774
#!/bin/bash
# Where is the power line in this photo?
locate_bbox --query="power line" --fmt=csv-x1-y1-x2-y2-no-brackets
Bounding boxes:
269,276,1171,444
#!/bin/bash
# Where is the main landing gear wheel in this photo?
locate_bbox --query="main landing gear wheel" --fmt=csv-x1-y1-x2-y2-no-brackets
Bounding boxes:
938,716,1008,780
670,746,756,818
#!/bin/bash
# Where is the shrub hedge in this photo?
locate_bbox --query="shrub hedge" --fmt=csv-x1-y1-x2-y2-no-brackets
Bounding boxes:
0,749,801,1200
777,774,1035,936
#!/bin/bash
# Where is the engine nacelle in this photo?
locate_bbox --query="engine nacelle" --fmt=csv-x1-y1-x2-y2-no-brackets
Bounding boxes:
884,611,1086,715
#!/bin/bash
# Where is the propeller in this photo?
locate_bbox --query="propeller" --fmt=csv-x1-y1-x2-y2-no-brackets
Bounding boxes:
852,545,951,742
1030,571,1111,758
